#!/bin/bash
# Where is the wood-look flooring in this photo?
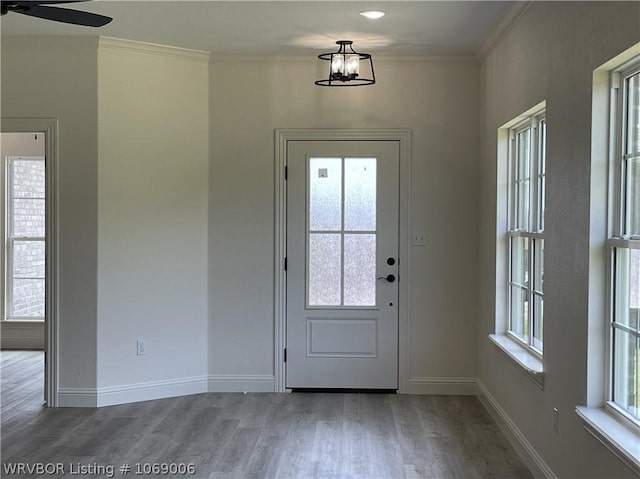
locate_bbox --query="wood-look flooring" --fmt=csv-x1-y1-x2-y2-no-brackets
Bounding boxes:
1,351,533,479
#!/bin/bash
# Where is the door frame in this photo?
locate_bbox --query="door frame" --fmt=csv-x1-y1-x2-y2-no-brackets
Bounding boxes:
1,118,59,406
274,129,412,393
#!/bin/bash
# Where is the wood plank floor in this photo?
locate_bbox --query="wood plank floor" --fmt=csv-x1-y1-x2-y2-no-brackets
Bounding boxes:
1,351,533,479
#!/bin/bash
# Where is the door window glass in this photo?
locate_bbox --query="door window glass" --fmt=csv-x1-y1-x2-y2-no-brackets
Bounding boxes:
307,157,377,307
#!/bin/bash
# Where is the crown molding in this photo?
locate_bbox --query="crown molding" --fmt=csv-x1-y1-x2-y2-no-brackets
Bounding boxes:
477,1,533,60
210,51,478,65
98,36,210,62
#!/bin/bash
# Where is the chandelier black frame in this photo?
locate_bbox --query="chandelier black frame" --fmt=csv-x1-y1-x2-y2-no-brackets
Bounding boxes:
315,40,376,87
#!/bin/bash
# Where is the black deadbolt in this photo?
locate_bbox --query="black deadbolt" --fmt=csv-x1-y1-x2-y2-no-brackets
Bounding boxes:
387,257,396,266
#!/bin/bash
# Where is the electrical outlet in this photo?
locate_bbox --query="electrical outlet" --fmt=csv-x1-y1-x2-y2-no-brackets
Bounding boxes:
137,340,145,356
553,407,559,433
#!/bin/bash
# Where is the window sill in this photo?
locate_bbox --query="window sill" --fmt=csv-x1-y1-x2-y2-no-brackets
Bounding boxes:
575,406,640,475
488,334,544,389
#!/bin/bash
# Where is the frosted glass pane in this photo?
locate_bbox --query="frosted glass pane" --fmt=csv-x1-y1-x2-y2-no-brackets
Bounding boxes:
308,234,341,306
309,158,342,231
345,158,376,231
13,241,45,278
344,234,376,306
12,278,45,317
12,199,45,237
12,160,45,198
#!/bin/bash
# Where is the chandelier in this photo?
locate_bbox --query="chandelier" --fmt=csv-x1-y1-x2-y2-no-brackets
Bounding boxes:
315,40,376,87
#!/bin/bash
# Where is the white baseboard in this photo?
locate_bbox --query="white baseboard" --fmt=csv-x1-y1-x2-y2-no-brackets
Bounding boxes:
207,375,275,393
477,380,557,479
58,388,98,407
59,376,209,407
405,376,478,395
97,376,208,407
58,375,275,407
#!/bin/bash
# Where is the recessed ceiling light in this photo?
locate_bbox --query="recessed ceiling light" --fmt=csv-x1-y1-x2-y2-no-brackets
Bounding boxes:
360,10,386,20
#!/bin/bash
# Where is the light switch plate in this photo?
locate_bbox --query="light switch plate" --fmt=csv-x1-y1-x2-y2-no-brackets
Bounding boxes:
412,232,426,246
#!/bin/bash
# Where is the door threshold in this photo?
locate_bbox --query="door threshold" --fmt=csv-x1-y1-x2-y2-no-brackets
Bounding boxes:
291,388,397,394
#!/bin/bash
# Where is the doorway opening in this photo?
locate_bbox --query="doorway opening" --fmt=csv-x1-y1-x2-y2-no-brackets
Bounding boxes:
1,120,58,406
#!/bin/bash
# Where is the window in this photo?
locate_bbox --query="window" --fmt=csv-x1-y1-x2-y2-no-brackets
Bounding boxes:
507,112,546,354
609,62,640,425
3,157,46,321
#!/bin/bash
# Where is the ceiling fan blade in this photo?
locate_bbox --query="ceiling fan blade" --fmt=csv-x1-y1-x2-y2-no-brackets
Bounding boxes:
12,1,92,4
16,4,112,27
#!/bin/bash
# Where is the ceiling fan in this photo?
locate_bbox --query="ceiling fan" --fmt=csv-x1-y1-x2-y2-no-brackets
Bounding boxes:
1,1,112,27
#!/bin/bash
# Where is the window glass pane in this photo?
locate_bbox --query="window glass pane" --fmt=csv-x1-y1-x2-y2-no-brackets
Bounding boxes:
308,233,341,306
12,159,45,198
309,158,342,231
538,120,546,231
516,129,531,230
612,328,640,422
626,72,640,156
534,239,544,293
510,236,529,288
12,198,45,237
533,294,544,352
12,241,45,278
627,156,640,237
344,234,376,306
632,249,640,331
11,278,45,317
510,286,528,342
614,248,640,330
344,158,376,231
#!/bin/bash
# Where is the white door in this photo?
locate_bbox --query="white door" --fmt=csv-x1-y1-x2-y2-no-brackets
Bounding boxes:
286,140,400,389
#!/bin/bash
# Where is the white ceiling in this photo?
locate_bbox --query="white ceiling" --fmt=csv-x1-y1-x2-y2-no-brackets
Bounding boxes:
0,1,515,55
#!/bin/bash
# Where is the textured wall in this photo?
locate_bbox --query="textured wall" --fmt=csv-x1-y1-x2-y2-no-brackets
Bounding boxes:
97,39,209,394
1,37,99,388
209,56,481,389
477,2,640,477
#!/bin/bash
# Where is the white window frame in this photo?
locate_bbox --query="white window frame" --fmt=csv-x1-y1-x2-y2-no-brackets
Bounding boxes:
3,156,46,321
507,111,546,356
607,60,640,428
